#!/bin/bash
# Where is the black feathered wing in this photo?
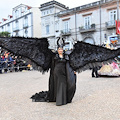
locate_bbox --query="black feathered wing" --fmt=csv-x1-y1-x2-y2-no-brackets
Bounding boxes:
0,37,54,72
69,41,120,72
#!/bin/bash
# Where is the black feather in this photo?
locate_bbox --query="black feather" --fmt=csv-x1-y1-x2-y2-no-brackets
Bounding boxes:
0,37,54,72
69,41,120,72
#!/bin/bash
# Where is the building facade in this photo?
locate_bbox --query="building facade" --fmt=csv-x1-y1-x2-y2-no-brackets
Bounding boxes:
0,4,41,38
40,0,120,50
40,0,68,49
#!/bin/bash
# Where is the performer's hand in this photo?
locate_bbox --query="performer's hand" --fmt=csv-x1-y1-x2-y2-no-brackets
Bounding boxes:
74,71,76,74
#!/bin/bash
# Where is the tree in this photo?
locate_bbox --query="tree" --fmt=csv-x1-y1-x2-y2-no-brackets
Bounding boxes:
0,31,10,37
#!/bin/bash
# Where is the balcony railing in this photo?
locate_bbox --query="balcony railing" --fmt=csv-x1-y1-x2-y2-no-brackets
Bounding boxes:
61,29,71,36
106,20,116,29
79,24,96,33
23,23,28,28
13,27,19,32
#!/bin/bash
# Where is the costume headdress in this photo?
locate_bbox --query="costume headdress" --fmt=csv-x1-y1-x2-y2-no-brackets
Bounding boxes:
57,37,65,48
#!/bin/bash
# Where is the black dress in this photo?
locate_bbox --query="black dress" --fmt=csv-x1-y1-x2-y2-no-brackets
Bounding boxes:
53,56,67,105
31,54,76,106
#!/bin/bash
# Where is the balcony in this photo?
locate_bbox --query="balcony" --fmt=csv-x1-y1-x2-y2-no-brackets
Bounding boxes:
106,20,116,29
23,23,28,29
13,27,19,32
61,29,71,36
57,1,100,17
100,0,113,4
79,24,96,33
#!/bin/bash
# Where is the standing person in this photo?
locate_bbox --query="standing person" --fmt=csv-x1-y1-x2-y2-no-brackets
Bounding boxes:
49,47,76,105
32,46,76,106
18,56,24,72
0,55,4,74
92,67,99,78
3,55,8,73
30,38,76,106
9,55,14,72
0,61,2,74
14,56,18,72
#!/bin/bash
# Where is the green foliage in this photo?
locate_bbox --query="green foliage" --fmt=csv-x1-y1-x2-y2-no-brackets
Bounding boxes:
0,31,10,37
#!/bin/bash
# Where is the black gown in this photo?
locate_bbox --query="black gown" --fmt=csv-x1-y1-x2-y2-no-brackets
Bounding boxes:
53,56,67,105
31,54,76,106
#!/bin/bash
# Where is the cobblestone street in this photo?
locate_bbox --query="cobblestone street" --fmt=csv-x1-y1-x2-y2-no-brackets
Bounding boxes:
0,70,120,120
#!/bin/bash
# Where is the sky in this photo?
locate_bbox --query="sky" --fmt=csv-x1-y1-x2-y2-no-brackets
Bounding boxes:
0,0,98,21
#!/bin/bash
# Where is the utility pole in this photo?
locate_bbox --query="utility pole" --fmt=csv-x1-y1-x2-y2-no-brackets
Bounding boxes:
99,3,102,45
74,8,77,42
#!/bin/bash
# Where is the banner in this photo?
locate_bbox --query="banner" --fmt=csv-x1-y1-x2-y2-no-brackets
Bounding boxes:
116,20,120,35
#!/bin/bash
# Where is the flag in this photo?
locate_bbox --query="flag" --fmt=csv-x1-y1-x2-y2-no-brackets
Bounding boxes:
116,20,120,35
27,6,32,10
2,18,7,21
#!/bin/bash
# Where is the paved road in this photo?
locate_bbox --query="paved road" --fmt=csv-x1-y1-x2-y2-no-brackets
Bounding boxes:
0,70,120,120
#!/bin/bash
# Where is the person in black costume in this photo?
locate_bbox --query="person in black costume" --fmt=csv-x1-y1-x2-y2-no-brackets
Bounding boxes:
31,46,76,106
0,36,120,106
48,47,76,105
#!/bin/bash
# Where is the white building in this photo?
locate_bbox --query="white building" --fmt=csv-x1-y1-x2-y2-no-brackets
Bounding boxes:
40,0,120,49
40,0,68,49
0,4,41,38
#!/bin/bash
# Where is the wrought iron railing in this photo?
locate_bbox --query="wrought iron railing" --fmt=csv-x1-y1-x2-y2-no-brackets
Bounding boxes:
79,24,96,31
61,29,71,35
106,20,116,27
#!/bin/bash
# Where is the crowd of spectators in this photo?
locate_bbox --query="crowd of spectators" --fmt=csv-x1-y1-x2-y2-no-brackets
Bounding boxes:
0,49,32,74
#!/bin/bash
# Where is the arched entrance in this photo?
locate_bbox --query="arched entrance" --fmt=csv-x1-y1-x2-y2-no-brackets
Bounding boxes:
83,37,95,44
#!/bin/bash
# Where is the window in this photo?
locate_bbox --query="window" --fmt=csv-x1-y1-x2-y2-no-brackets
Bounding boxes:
63,21,69,33
25,7,28,13
84,16,91,29
42,12,44,16
15,10,19,18
46,25,50,34
55,21,59,31
50,9,52,13
7,23,10,32
16,20,19,29
44,12,46,15
2,26,3,31
25,29,28,37
25,16,28,22
16,32,19,36
109,10,117,25
24,16,28,27
21,7,25,16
